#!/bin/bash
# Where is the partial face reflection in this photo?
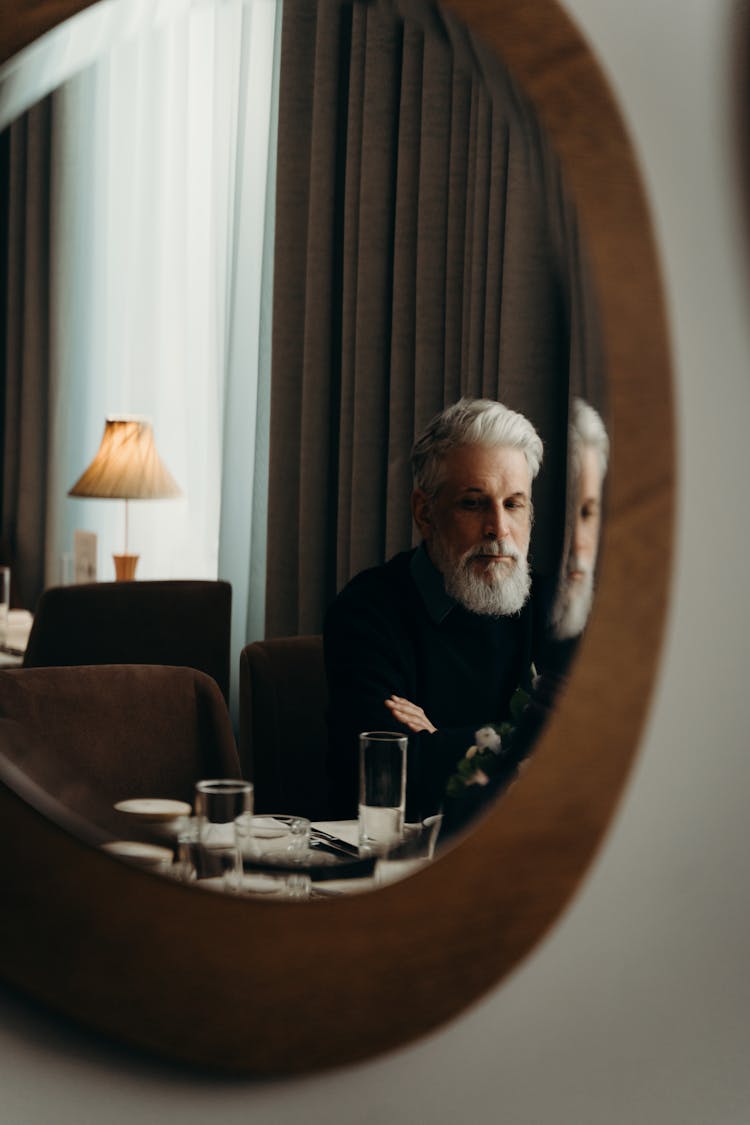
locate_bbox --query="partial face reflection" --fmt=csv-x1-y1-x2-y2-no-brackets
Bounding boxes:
412,444,533,616
570,446,603,576
552,445,604,640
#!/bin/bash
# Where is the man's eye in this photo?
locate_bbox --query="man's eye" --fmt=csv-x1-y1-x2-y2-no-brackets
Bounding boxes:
459,498,481,510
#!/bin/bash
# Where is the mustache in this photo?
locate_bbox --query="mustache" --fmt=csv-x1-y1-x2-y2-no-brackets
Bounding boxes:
465,539,522,564
566,555,592,577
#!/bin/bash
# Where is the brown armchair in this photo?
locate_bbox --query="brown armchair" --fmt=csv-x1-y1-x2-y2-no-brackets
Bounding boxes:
0,664,240,838
22,580,232,701
239,635,331,820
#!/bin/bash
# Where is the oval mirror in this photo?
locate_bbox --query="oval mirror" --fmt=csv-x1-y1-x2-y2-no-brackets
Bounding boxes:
0,0,673,1075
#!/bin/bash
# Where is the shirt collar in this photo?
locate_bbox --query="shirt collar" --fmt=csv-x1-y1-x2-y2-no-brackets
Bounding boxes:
410,543,455,625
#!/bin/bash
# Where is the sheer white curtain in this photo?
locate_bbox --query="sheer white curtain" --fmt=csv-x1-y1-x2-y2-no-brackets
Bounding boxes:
44,0,279,619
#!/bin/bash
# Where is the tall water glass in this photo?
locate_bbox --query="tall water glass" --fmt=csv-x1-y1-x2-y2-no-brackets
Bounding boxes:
358,731,407,856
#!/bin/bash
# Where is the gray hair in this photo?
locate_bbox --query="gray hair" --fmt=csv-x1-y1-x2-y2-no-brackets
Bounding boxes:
411,397,543,496
569,398,609,480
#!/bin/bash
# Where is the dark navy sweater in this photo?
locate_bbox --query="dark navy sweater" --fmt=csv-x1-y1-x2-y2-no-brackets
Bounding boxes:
324,548,548,820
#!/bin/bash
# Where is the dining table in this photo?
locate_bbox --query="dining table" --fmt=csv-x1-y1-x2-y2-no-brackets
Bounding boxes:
105,810,440,898
239,817,439,897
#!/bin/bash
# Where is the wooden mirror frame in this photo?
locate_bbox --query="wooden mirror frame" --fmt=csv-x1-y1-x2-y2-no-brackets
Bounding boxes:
0,0,673,1075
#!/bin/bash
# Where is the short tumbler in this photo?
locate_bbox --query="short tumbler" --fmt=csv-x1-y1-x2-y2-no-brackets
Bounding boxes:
244,814,312,898
194,779,253,892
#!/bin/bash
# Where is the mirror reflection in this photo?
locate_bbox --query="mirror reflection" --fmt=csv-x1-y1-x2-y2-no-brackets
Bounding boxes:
0,0,608,898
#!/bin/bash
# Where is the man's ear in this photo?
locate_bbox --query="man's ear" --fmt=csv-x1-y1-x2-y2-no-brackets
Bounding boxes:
411,488,433,540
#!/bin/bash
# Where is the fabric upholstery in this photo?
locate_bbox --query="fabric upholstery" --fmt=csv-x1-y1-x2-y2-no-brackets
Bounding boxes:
239,635,330,820
0,664,240,837
23,580,232,701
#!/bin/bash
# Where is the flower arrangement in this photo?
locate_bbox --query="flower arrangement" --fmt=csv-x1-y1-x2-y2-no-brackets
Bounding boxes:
444,676,533,800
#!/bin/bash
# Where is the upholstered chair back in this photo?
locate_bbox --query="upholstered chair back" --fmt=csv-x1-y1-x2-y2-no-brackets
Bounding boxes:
239,635,330,821
0,664,240,837
23,580,232,701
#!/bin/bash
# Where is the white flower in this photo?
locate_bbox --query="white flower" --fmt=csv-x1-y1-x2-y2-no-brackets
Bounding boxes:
474,726,502,753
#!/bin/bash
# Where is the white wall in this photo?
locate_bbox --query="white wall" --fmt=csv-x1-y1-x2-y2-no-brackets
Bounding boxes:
3,1,750,1121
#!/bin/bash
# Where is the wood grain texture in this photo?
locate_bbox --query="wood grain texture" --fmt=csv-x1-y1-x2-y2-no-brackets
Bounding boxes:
0,0,674,1074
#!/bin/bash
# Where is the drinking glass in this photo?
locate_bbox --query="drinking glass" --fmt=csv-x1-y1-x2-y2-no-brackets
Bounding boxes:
194,779,253,893
244,814,312,898
375,813,443,885
172,821,200,883
358,731,407,856
0,567,10,647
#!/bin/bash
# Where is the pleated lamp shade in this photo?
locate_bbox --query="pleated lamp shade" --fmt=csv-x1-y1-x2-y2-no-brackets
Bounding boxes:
69,416,182,580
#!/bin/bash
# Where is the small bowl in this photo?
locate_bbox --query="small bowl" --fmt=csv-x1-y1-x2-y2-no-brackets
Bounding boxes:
113,798,192,822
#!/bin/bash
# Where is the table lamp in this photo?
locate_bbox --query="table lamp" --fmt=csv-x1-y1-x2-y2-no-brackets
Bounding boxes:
68,416,182,581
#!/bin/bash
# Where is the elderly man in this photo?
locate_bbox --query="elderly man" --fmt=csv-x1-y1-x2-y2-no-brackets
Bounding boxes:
324,397,551,820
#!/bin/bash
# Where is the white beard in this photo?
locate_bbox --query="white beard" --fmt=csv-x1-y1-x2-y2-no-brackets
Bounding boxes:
550,557,595,640
430,535,531,617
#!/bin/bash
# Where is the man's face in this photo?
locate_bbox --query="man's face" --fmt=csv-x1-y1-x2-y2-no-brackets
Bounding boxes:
551,445,603,639
412,444,533,616
568,446,602,580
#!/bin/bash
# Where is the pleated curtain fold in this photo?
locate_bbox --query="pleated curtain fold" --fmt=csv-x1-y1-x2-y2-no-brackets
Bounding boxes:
0,102,52,611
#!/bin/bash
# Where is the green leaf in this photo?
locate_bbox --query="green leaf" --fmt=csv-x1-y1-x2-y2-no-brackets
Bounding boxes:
510,686,530,723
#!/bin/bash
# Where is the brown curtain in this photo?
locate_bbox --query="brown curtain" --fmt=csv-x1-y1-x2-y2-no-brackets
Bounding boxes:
0,99,52,611
267,0,598,636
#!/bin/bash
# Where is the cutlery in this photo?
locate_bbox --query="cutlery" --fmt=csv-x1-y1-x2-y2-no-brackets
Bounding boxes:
310,829,360,858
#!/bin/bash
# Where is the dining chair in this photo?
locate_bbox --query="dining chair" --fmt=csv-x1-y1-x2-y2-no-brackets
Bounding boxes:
239,635,331,820
0,663,240,837
22,580,232,701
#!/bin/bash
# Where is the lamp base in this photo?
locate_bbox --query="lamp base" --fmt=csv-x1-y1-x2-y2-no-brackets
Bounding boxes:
113,554,139,581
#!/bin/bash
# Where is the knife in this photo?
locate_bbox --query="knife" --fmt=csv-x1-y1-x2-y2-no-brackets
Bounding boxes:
310,829,360,858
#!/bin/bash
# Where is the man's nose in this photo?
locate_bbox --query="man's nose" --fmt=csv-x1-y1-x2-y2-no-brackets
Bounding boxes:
484,502,509,539
573,516,589,556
